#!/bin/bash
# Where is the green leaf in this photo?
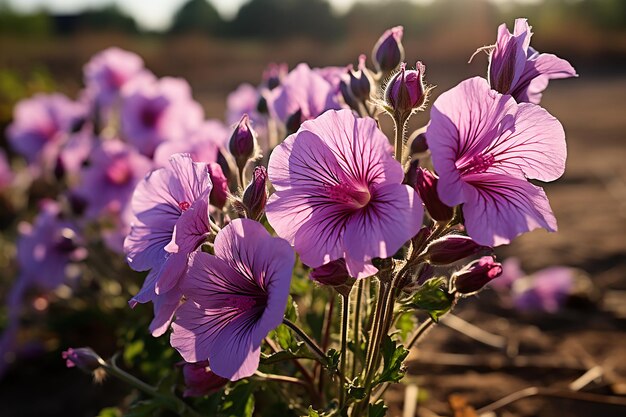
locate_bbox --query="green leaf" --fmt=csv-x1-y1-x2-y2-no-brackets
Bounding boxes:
285,296,299,322
220,380,255,417
274,324,296,350
373,335,409,386
123,339,144,365
96,407,121,417
306,406,320,417
409,277,453,321
395,312,416,342
325,348,340,373
368,400,388,417
260,341,317,364
347,385,366,400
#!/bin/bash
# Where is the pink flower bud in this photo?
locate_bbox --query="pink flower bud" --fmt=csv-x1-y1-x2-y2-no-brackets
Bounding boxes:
372,26,404,73
424,235,488,265
415,167,453,222
385,62,427,115
348,55,372,102
310,259,354,296
452,256,503,295
178,360,228,398
207,162,229,210
340,79,360,112
228,114,256,168
62,347,104,372
242,166,267,221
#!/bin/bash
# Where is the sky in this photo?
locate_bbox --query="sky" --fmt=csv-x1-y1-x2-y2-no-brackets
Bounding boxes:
4,0,540,31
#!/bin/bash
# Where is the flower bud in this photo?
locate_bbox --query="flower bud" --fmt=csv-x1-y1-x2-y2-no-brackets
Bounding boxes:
228,114,256,169
286,108,303,135
409,132,428,154
452,256,503,295
310,259,355,297
207,162,229,210
415,168,453,222
178,360,228,398
384,62,427,115
348,55,372,102
263,63,287,91
372,26,404,73
423,235,488,265
241,166,268,221
340,79,360,112
62,347,105,372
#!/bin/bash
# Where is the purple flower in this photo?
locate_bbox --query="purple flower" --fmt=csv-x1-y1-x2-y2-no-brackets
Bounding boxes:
427,77,566,246
384,62,427,114
62,347,104,371
153,120,228,168
124,154,213,336
75,140,152,219
414,167,453,222
7,93,85,166
452,256,503,295
83,47,145,107
372,26,404,73
513,266,573,313
17,200,86,290
268,63,341,126
170,219,294,380
266,109,423,278
120,76,204,157
487,18,577,104
207,163,230,210
178,360,228,397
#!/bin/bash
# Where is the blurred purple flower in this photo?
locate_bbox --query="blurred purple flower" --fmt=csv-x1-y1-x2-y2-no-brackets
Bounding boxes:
83,47,146,108
266,109,422,278
124,153,212,336
487,18,577,104
427,77,566,246
268,63,341,126
7,93,85,166
170,219,294,380
153,120,228,167
17,200,86,290
120,76,204,157
262,62,288,90
178,361,228,397
75,139,152,219
57,127,96,177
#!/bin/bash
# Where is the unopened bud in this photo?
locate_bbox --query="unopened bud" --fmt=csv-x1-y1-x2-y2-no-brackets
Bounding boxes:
452,256,503,295
263,63,287,91
178,360,228,398
348,55,372,102
424,235,488,265
340,80,361,112
415,168,453,222
207,162,229,210
228,114,256,169
372,26,404,73
409,132,428,154
62,347,105,372
310,259,355,297
241,166,267,221
286,108,303,135
384,62,427,116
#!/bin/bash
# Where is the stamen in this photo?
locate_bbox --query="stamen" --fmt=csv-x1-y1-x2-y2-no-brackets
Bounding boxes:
459,153,495,176
327,181,371,209
178,201,191,211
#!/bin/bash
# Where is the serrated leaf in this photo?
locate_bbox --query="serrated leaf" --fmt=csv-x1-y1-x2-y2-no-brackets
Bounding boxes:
274,324,296,350
373,335,409,385
409,277,453,321
368,400,388,417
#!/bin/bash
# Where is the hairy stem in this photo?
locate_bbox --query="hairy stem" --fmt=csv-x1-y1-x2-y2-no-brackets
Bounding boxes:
339,293,350,409
351,279,364,379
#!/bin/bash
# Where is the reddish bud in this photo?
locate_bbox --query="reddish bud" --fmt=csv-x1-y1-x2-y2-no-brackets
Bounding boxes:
415,168,453,222
348,55,372,102
228,114,256,168
424,235,488,265
452,256,503,295
242,166,268,221
207,162,229,210
62,347,105,372
178,360,228,398
372,26,404,73
310,259,354,297
385,62,427,115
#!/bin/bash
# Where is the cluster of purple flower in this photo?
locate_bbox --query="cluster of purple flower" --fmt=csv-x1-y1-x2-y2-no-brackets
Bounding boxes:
3,18,576,408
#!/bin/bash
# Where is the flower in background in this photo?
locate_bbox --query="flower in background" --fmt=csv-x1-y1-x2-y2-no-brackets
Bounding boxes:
6,93,85,167
120,76,204,157
178,361,228,397
124,154,213,336
427,77,566,246
266,109,422,278
268,63,341,129
171,219,294,380
74,139,152,220
153,119,228,168
486,18,577,104
83,47,146,108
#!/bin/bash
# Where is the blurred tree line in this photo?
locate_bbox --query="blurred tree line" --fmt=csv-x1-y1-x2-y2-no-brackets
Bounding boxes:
0,0,624,39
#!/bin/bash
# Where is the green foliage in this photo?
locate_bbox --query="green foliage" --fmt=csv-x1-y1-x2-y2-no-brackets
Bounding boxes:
220,380,255,417
325,348,340,374
96,408,122,417
395,311,416,342
408,277,453,321
368,400,388,417
373,335,409,386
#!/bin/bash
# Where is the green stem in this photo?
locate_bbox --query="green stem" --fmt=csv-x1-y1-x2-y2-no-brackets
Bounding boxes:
339,293,350,409
351,279,364,379
393,114,408,163
254,371,310,389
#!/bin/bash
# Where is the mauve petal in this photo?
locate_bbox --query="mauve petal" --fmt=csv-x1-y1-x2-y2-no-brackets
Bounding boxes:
155,252,188,295
487,102,566,182
462,172,557,246
343,183,422,277
170,300,220,362
210,321,261,380
490,22,529,93
168,154,213,205
264,192,312,245
511,53,578,104
166,194,210,255
124,223,170,271
149,289,181,337
130,268,159,305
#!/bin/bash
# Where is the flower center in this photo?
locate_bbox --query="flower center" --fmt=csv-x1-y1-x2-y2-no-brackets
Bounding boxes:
458,153,495,176
178,201,191,211
226,296,258,312
140,106,160,128
327,182,371,209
